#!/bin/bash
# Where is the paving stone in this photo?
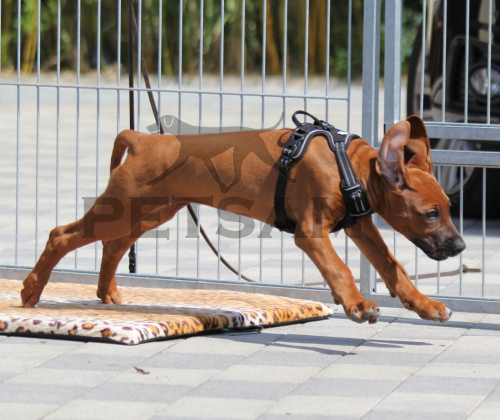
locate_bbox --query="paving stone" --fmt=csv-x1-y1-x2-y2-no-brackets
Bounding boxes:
0,402,60,420
240,349,343,368
79,381,192,403
414,363,500,379
363,410,468,420
44,399,168,420
396,375,499,395
163,336,264,356
291,377,400,398
357,338,453,353
335,351,436,366
0,383,90,404
448,335,500,351
315,363,418,381
5,367,117,387
258,415,357,420
433,350,500,364
0,372,15,383
157,396,274,419
141,352,245,370
266,395,380,417
371,392,484,414
215,365,320,383
69,339,178,357
110,367,220,386
1,336,84,346
189,379,297,401
39,354,148,372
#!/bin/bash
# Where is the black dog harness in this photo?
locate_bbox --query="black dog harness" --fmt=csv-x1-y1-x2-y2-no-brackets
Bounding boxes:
274,110,373,234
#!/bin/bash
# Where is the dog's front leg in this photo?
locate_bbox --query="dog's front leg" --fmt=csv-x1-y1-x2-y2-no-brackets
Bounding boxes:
294,227,381,324
346,217,452,323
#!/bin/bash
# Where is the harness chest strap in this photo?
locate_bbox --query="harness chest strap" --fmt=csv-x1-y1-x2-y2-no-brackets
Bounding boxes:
274,110,373,234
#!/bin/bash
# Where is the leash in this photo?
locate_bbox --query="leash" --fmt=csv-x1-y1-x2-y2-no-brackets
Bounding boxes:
298,264,481,286
274,110,373,235
126,0,254,282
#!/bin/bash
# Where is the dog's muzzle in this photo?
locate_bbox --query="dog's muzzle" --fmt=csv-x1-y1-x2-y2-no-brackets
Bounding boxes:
413,236,466,261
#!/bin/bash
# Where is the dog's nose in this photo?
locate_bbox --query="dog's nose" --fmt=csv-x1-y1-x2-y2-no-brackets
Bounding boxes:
447,236,466,256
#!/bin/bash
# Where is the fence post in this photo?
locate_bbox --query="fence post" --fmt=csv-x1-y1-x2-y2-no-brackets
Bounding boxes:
384,0,403,134
360,0,382,296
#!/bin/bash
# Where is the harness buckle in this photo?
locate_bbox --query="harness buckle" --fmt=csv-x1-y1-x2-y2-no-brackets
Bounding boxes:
279,156,291,168
342,181,370,216
319,120,330,130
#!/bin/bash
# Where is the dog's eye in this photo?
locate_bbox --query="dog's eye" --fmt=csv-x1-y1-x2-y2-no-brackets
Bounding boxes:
426,210,438,219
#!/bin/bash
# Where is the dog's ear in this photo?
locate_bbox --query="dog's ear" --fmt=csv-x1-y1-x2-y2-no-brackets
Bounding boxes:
405,115,433,175
376,120,410,192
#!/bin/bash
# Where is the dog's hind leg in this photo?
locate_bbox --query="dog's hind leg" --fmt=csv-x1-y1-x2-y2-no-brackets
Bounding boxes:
96,204,186,304
96,235,138,304
20,219,97,308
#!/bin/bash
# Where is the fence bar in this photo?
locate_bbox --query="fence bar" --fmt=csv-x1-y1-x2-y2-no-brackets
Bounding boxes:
415,247,418,288
487,0,492,124
135,0,142,271
197,0,204,278
345,0,352,268
156,0,162,275
464,0,469,123
239,0,245,281
95,0,101,270
442,0,447,123
176,0,183,278
482,167,486,297
15,0,21,266
360,0,381,295
437,166,441,293
325,0,330,120
419,0,426,118
260,0,266,283
35,0,41,261
281,0,288,285
218,0,224,280
301,0,309,282
459,166,464,295
56,0,61,228
0,80,347,101
75,0,81,269
384,0,402,129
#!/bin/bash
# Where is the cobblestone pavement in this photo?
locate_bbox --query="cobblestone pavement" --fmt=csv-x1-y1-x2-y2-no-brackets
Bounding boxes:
0,306,499,420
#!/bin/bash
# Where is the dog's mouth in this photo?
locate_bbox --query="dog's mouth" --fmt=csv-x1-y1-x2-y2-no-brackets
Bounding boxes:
423,248,450,261
411,238,453,261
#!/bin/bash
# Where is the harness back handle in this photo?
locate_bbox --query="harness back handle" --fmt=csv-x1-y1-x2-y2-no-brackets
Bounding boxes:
292,110,325,128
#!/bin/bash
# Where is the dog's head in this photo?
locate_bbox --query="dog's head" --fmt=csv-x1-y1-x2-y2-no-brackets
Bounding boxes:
375,115,466,261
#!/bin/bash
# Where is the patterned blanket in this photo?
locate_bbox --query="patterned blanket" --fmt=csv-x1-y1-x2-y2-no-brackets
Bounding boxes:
0,280,333,345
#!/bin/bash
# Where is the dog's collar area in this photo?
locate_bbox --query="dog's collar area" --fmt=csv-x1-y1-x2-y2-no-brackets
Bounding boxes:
274,110,373,234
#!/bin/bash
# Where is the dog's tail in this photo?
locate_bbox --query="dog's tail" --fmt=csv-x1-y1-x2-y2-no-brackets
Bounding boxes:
110,130,136,175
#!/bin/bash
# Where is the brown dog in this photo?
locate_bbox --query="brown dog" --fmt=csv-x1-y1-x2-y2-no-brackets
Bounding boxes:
21,115,465,324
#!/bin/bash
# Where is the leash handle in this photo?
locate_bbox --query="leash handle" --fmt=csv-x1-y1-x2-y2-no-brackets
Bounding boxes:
292,110,324,128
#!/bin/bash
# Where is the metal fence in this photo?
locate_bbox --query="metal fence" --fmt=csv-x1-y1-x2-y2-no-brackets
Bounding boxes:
0,0,499,313
367,0,500,313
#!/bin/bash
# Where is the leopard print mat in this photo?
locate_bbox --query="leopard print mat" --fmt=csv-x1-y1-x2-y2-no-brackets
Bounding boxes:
0,280,333,345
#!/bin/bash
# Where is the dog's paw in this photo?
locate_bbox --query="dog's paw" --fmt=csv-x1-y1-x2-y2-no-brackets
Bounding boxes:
96,287,122,305
404,298,452,323
20,276,44,308
345,300,381,324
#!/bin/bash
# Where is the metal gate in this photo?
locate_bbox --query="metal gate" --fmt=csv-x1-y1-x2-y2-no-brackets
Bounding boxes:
0,0,499,313
361,0,500,313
